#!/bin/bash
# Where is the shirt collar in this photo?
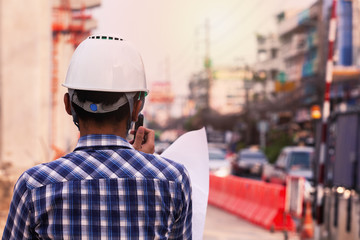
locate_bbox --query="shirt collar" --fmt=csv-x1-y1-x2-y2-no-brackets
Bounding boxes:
74,134,134,150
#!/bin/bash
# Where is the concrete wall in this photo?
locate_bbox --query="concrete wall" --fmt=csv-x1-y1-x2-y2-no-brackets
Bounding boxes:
53,34,79,154
0,0,52,173
0,0,79,174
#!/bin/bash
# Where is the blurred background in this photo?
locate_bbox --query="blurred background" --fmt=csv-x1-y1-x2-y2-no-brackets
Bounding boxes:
1,0,359,239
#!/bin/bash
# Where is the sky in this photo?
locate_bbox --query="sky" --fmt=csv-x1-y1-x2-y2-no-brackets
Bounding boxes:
92,0,316,110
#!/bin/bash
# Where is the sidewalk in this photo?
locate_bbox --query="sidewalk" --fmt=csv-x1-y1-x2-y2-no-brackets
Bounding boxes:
204,205,300,240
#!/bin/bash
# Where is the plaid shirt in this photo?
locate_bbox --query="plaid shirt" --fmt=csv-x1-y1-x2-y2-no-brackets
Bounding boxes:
2,135,192,240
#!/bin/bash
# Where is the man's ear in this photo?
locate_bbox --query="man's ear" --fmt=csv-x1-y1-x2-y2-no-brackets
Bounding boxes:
132,99,143,122
64,93,72,116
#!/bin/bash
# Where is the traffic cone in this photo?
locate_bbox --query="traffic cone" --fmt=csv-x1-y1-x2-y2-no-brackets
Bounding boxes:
300,201,314,240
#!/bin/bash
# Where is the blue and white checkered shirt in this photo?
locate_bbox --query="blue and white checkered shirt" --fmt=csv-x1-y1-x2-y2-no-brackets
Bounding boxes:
2,135,192,239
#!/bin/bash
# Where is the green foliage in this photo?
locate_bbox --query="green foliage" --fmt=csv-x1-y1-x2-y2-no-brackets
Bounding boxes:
265,129,293,164
183,118,193,131
235,141,247,152
183,115,200,131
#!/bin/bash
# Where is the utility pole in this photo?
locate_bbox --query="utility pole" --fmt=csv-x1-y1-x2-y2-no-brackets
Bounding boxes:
244,66,253,145
205,18,210,65
204,18,212,111
165,56,172,119
165,56,171,83
315,0,337,239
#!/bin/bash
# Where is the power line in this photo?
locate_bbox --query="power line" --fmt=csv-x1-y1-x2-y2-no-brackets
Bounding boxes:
171,0,278,74
211,0,264,45
212,0,287,62
171,0,289,85
210,1,249,30
171,0,269,73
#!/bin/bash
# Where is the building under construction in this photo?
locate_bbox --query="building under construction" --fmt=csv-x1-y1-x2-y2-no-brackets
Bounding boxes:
0,0,101,176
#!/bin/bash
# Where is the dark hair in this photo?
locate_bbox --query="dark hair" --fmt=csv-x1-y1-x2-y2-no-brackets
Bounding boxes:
72,90,130,124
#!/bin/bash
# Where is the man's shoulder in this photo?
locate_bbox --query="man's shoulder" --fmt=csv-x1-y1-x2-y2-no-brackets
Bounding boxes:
16,150,189,189
146,153,181,167
139,152,189,182
16,157,68,190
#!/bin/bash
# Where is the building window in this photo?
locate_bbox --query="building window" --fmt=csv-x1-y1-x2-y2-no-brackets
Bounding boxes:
271,70,278,80
258,50,267,62
271,48,278,59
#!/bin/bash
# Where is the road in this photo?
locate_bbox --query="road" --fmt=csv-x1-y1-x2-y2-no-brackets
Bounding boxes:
203,205,300,240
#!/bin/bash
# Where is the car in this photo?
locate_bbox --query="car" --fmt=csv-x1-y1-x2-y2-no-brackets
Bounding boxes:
231,148,268,178
208,147,231,177
262,146,314,185
155,141,171,154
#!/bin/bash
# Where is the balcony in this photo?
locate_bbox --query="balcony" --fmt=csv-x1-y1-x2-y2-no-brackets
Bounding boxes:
256,34,280,51
254,58,283,73
278,2,319,37
281,34,307,60
285,59,304,82
307,31,318,49
278,15,298,36
302,59,319,77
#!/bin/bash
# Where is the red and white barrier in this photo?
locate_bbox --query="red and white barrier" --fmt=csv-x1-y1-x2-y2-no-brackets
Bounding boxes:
208,174,295,231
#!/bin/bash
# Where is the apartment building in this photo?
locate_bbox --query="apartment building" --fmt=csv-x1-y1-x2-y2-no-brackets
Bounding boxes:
188,71,210,112
254,33,283,99
254,1,325,124
277,0,324,108
188,67,253,116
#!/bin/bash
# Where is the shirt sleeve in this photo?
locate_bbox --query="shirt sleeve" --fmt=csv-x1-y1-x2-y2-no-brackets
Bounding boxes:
2,175,33,240
169,167,192,240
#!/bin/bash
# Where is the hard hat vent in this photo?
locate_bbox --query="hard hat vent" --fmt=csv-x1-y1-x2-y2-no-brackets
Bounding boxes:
64,34,148,93
89,35,123,41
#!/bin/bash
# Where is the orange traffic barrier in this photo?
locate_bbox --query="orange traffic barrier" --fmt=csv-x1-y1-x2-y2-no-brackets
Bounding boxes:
208,174,223,207
208,174,295,232
233,178,250,219
222,176,235,211
249,182,265,223
300,201,314,240
223,176,239,213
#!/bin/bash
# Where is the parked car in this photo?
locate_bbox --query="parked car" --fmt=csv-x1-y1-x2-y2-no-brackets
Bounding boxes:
208,147,231,177
155,141,171,154
231,148,268,177
262,146,314,185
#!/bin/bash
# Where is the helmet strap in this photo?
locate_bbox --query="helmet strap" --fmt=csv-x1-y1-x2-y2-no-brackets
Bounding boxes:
67,89,142,134
125,93,135,134
71,106,80,131
68,89,80,130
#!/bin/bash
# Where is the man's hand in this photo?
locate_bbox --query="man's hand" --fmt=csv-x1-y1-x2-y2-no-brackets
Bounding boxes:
132,126,155,154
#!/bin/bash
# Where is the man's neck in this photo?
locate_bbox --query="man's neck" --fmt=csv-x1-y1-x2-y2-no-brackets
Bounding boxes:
79,120,128,138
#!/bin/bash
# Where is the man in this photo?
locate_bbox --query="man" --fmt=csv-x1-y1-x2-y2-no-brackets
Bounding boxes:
2,35,192,239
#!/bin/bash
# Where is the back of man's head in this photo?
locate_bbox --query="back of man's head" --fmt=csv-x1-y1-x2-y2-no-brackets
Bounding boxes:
62,35,148,131
71,90,130,125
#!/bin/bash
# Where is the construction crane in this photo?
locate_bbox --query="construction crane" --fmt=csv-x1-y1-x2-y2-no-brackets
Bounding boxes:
51,0,95,159
69,5,93,48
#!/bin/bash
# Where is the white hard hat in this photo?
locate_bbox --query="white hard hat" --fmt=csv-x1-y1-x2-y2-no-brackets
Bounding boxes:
63,35,148,93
